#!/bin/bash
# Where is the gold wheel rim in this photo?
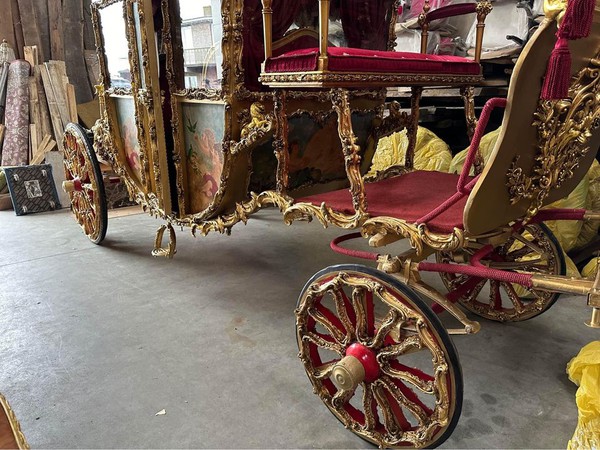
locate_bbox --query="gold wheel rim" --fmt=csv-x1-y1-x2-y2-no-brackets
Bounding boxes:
296,269,458,448
63,128,104,242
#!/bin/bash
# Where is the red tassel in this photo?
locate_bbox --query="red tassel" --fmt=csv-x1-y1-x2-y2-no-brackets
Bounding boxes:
541,38,572,100
560,0,595,39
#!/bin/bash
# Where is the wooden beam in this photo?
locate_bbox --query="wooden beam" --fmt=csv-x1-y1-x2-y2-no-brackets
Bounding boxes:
32,0,50,62
24,46,38,70
32,65,53,139
10,0,25,59
0,2,18,57
63,0,92,103
16,0,45,62
48,0,64,61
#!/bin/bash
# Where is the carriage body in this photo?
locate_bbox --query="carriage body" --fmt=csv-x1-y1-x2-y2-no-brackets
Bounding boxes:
81,0,402,232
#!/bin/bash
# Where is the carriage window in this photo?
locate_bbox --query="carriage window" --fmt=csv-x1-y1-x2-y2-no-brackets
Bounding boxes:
133,2,146,89
179,0,223,90
100,1,132,89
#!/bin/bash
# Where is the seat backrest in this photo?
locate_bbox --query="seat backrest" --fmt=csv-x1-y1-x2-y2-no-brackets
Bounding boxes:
463,9,600,235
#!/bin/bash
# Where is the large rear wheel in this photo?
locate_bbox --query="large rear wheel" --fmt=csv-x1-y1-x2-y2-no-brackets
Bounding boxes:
296,264,462,448
62,123,108,244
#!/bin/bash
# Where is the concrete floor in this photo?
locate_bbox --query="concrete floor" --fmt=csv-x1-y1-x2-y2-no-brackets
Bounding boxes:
0,207,598,448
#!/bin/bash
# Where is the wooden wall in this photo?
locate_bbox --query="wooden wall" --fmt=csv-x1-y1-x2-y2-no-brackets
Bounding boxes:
0,0,98,104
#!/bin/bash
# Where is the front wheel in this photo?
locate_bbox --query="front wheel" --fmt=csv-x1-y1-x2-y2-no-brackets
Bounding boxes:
62,123,108,245
296,264,462,448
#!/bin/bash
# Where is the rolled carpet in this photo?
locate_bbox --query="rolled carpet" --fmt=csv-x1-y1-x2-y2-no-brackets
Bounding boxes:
1,60,30,166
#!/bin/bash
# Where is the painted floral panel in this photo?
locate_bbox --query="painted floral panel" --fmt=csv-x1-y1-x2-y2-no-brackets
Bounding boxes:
114,97,143,182
181,102,225,213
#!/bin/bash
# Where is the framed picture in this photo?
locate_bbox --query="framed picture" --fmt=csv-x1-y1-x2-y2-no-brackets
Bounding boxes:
3,164,61,216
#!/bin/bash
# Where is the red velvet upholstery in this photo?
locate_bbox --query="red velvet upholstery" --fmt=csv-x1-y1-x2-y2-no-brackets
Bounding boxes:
296,170,472,232
264,47,481,75
425,3,477,22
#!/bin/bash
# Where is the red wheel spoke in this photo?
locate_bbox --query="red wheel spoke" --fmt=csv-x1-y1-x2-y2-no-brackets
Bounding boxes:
490,280,503,310
309,304,347,344
335,289,357,328
372,384,409,435
362,384,380,432
378,375,431,426
365,290,375,337
371,309,400,349
500,282,525,312
446,275,485,302
303,331,344,355
313,360,339,380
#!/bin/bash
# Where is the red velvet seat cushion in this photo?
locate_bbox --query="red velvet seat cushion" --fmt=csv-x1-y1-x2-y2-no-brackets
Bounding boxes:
264,47,481,75
296,170,471,233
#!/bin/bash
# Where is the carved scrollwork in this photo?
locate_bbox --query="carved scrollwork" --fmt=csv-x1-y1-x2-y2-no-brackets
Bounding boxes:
282,201,368,229
361,217,424,255
260,72,483,87
178,190,293,236
506,56,600,220
417,224,465,252
240,102,271,139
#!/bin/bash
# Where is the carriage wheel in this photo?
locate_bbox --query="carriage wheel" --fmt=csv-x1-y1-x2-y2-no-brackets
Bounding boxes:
296,264,462,449
437,223,565,322
62,123,108,245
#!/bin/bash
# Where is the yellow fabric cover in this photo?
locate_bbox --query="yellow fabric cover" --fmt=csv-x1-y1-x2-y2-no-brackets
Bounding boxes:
368,127,452,177
567,341,600,450
582,258,598,279
545,176,589,254
576,160,600,250
448,127,502,175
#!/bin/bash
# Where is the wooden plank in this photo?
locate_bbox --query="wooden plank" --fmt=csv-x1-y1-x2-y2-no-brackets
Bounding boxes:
28,77,42,151
32,134,51,163
31,0,50,63
29,123,37,162
23,46,38,70
16,0,45,62
66,84,78,122
46,61,70,127
63,0,92,103
32,66,53,140
84,49,100,89
48,0,64,61
0,1,18,56
39,63,65,149
83,0,95,50
10,0,25,59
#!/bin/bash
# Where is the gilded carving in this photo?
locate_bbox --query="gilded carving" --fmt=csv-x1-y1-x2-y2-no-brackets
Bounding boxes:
259,72,483,87
296,270,454,448
240,102,271,139
507,56,600,220
0,393,29,450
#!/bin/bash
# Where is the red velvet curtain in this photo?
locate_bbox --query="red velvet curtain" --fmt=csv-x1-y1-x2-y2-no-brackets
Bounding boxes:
243,0,311,90
339,0,395,50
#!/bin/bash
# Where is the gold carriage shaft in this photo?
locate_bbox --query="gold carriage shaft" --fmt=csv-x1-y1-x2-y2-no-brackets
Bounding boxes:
60,0,600,447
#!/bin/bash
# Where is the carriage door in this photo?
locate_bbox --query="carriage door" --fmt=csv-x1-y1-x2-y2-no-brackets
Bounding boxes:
95,0,172,214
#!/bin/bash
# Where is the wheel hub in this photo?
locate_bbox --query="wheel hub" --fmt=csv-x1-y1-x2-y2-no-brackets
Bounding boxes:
331,343,379,390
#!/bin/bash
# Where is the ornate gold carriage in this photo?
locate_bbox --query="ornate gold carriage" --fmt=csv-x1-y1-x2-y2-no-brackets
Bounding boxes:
61,0,600,447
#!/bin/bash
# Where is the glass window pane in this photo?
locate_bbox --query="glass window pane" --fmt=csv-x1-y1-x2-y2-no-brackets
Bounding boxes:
100,1,132,89
179,0,223,90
